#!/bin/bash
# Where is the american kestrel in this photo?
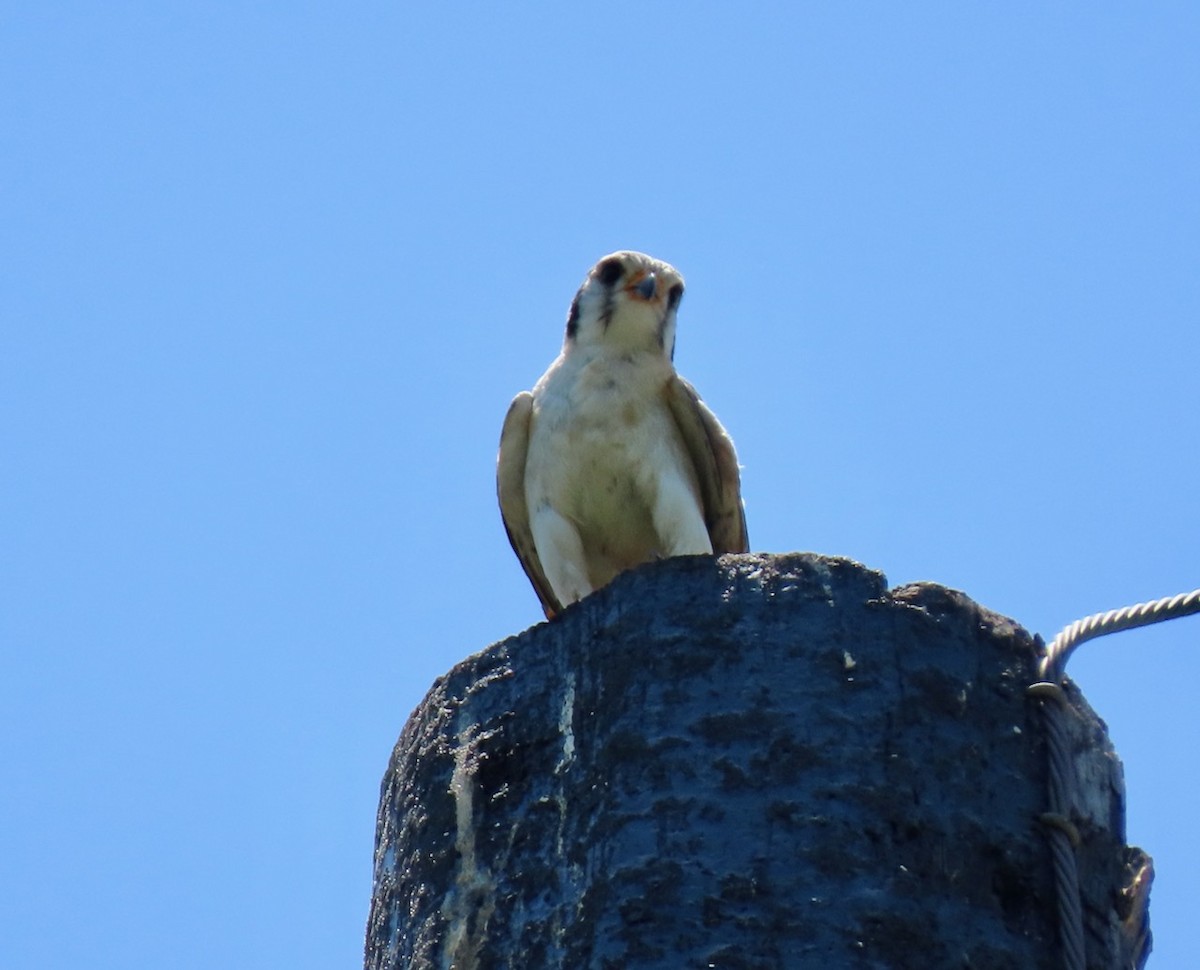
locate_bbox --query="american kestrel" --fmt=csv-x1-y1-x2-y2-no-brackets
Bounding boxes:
497,251,748,619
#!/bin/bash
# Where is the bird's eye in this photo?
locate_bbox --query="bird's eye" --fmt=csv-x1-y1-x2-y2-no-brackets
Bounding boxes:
595,257,625,287
667,283,684,310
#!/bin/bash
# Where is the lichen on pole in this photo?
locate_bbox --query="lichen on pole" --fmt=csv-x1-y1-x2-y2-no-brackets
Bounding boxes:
364,553,1150,969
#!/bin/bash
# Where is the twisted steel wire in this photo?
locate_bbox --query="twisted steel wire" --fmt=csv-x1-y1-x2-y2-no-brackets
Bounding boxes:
1046,822,1087,970
1033,587,1198,969
1027,682,1086,970
1039,588,1200,682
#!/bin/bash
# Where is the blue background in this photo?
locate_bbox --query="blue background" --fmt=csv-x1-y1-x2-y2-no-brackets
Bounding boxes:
3,5,1196,966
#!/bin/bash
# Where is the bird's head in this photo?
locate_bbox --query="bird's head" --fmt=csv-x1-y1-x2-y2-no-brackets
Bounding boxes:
564,251,685,359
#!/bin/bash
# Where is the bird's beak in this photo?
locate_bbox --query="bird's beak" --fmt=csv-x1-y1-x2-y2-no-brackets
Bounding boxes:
633,273,658,301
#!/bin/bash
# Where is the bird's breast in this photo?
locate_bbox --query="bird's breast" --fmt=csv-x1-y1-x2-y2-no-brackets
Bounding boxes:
532,353,675,463
525,352,694,561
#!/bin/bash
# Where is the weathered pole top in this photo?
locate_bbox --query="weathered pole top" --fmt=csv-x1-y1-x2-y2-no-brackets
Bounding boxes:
366,553,1150,969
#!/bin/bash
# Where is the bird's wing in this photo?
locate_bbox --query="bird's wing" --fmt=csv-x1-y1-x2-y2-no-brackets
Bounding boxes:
497,392,563,619
663,375,749,554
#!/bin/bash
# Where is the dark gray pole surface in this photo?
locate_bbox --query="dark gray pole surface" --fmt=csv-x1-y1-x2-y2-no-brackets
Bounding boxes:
365,553,1149,969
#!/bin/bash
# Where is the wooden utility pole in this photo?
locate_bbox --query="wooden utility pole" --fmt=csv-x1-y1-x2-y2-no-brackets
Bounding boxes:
365,553,1150,969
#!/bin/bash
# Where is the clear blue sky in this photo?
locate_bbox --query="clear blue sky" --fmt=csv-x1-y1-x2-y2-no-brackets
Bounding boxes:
3,4,1197,967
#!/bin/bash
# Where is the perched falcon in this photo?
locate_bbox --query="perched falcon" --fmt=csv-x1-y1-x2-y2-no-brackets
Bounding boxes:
497,250,748,618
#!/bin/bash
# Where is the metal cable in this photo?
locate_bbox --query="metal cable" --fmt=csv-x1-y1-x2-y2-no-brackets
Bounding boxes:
1039,588,1200,683
1028,681,1086,970
1033,587,1199,970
